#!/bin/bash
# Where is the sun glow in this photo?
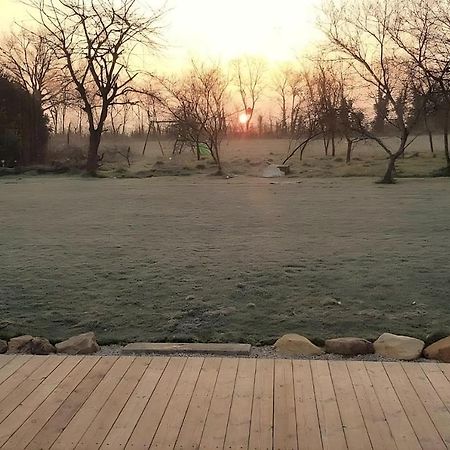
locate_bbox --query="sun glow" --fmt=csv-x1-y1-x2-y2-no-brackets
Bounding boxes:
239,112,251,124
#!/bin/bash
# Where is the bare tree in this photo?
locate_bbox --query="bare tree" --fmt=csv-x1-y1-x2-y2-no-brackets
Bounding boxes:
0,28,60,111
232,56,265,132
158,62,229,174
26,0,163,175
273,64,303,136
321,0,428,183
388,0,450,173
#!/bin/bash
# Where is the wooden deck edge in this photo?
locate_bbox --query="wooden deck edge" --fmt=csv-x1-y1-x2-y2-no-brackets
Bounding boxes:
121,342,252,355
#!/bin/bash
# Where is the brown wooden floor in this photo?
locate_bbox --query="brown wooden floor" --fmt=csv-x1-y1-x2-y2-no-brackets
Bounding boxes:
0,355,449,449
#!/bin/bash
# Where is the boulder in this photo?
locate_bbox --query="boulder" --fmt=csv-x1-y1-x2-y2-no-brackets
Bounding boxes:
55,332,99,355
274,334,323,356
7,335,34,353
262,164,284,178
0,340,7,354
423,336,450,362
30,337,56,355
374,333,424,360
325,337,374,356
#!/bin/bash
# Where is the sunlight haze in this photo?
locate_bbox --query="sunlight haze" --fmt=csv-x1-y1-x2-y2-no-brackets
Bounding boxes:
1,0,322,66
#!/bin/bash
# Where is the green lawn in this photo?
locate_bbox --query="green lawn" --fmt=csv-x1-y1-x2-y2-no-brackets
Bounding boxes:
1,175,449,345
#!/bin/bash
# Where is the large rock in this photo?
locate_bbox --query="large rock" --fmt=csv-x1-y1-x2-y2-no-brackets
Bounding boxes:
325,337,374,356
55,332,99,355
274,334,323,356
262,164,284,178
0,340,7,354
7,335,34,353
374,333,424,360
423,336,450,362
7,335,56,355
30,337,56,355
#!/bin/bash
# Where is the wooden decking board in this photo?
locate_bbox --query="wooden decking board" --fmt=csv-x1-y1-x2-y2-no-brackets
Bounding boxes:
27,356,118,450
125,357,187,449
329,361,372,450
0,356,49,403
222,358,257,450
0,355,448,449
198,357,238,449
0,355,32,385
248,358,274,450
3,356,100,450
383,362,447,450
274,359,298,450
50,356,135,450
75,357,151,449
346,361,397,450
0,355,67,425
174,357,222,449
292,360,322,450
100,357,168,450
401,362,450,447
421,362,450,412
364,361,421,450
0,356,82,447
311,361,347,450
149,357,204,449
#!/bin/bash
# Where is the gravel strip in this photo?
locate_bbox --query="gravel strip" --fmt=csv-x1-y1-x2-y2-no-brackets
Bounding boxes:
97,345,434,363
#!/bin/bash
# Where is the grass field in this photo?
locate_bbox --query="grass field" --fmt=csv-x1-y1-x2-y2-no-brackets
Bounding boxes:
49,134,448,179
1,175,449,345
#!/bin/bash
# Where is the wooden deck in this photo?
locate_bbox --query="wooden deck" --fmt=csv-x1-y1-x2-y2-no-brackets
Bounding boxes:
0,355,449,449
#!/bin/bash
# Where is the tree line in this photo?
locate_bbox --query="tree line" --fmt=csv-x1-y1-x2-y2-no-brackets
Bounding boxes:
1,0,450,182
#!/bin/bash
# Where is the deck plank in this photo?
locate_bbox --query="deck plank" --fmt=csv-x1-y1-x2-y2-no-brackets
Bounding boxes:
0,354,447,450
75,357,151,449
222,358,257,450
421,362,450,412
329,361,372,450
0,356,48,403
0,356,81,446
402,362,450,447
248,358,274,450
150,357,204,449
346,361,396,450
3,356,99,450
174,357,222,450
383,362,446,450
0,355,32,385
27,356,118,450
50,356,134,450
292,360,322,450
0,355,66,424
99,357,168,450
274,359,298,450
365,361,420,450
198,358,238,450
311,361,347,450
125,357,187,449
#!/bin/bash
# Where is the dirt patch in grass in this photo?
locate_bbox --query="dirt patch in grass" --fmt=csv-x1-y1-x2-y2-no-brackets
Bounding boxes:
0,176,449,344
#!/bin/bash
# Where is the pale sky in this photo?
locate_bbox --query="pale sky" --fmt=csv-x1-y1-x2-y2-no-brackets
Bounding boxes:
0,0,322,67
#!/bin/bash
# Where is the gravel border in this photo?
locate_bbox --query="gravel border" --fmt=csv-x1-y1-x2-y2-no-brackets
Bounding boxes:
97,345,434,363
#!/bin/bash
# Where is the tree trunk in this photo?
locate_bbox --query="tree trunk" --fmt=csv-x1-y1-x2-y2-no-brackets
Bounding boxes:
86,130,101,175
345,138,352,164
331,132,336,157
381,156,397,184
428,131,434,154
444,115,450,171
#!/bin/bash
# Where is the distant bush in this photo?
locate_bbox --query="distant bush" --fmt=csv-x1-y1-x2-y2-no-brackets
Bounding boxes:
0,74,49,166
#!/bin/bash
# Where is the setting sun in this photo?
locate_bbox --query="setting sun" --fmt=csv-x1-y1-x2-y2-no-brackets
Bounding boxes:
239,112,251,124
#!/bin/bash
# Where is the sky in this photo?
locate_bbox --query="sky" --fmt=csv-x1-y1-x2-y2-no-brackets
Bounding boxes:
0,0,323,67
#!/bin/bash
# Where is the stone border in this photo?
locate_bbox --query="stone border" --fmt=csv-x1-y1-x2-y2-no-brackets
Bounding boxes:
122,342,251,355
